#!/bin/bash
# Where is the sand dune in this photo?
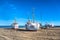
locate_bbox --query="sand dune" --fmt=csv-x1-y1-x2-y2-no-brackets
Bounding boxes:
0,28,60,40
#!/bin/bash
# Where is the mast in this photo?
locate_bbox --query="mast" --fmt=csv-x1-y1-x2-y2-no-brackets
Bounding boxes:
32,8,35,23
28,16,30,22
27,12,30,22
14,17,17,23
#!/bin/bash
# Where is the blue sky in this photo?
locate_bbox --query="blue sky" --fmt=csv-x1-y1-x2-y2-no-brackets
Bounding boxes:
0,0,60,25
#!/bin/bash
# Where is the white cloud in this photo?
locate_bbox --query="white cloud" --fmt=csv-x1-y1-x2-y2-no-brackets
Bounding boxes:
9,4,17,9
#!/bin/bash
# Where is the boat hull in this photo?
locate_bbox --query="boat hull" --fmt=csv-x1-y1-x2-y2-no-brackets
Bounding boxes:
25,23,40,30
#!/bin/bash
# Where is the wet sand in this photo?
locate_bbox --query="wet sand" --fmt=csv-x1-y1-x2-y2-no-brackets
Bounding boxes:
0,28,60,40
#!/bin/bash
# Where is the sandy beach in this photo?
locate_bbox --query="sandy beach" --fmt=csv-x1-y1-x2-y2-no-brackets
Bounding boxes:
0,28,60,40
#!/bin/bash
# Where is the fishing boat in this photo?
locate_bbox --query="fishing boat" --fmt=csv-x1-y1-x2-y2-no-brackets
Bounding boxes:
25,8,40,30
44,23,54,29
25,20,40,30
11,18,19,30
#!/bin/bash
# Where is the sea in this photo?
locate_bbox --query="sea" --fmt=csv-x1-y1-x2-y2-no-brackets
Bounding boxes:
0,25,60,28
0,26,26,28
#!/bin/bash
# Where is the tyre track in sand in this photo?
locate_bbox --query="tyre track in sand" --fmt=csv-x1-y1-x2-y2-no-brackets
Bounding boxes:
0,35,13,40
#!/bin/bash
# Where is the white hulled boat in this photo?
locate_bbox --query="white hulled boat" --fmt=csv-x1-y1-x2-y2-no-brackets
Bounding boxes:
25,20,40,30
44,23,54,29
11,18,19,30
25,8,40,30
